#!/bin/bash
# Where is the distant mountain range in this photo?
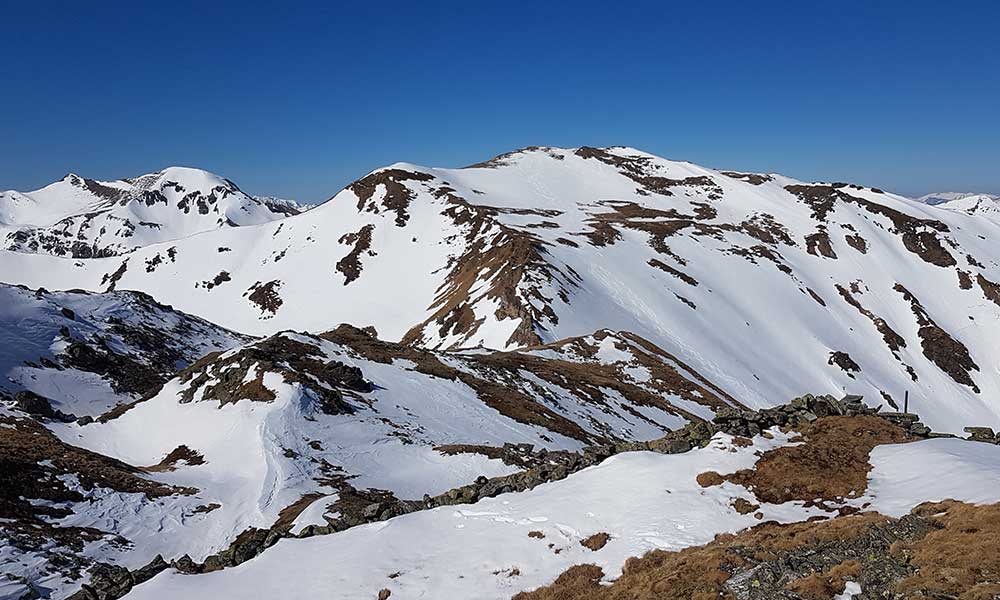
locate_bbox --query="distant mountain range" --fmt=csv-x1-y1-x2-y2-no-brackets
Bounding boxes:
916,191,999,205
3,147,1000,599
0,167,310,258
4,147,999,433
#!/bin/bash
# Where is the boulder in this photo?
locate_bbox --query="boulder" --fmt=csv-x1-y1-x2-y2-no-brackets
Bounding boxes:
964,426,996,442
82,563,133,600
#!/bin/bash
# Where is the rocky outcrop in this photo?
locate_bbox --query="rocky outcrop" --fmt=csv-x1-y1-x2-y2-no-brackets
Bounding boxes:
65,555,169,600
12,390,76,422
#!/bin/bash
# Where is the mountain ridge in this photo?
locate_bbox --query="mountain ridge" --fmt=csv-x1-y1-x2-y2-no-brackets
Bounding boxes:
4,145,998,433
4,146,1000,600
0,166,306,257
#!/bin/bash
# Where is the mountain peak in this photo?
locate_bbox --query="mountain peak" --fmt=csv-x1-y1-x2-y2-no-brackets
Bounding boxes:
916,191,999,205
149,166,233,189
1,166,301,257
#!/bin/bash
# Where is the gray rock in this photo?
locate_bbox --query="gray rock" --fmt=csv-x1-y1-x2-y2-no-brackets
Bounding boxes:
964,426,996,442
362,502,385,520
131,555,168,585
82,563,133,600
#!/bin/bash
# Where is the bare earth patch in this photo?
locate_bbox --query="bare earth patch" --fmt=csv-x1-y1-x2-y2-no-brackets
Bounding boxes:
721,416,909,505
143,444,206,472
893,501,1000,599
580,533,611,551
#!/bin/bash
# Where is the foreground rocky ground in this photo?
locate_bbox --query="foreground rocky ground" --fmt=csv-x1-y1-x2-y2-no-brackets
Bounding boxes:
516,410,1000,600
516,500,1000,600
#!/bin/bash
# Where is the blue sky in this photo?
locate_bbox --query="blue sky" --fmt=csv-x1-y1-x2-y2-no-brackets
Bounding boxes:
1,1,997,202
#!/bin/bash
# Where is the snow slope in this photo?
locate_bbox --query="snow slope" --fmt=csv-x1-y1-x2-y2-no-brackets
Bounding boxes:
2,323,736,599
122,433,1000,600
0,283,247,417
3,147,1000,433
916,191,999,206
0,167,303,257
932,193,1000,220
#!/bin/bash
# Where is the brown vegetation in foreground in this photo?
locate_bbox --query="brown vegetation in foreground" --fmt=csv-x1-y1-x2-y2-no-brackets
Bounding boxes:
894,501,1000,599
512,512,890,600
514,501,1000,600
718,416,910,505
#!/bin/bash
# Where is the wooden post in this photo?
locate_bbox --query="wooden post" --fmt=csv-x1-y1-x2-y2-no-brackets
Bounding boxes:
904,390,909,413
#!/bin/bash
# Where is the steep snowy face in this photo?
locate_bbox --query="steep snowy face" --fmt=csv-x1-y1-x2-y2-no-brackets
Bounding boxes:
0,167,303,257
3,146,1000,433
0,284,248,417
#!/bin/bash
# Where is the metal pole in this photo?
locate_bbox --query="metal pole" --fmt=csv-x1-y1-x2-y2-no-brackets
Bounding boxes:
904,390,908,413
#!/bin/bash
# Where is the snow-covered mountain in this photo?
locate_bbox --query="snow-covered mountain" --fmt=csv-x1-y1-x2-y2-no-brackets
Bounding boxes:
4,146,1000,600
0,283,248,417
916,192,1000,220
916,191,999,206
252,195,315,215
0,167,305,257
4,146,1000,433
2,300,738,597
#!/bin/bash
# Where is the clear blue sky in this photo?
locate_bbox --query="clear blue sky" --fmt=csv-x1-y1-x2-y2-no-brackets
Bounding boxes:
2,1,997,202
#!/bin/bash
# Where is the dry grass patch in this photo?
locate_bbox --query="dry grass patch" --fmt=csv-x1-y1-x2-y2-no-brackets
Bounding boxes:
143,444,205,472
580,533,611,551
730,498,759,515
696,471,724,488
894,501,1000,599
517,504,1000,599
272,492,326,530
513,512,891,600
784,559,860,599
722,416,909,505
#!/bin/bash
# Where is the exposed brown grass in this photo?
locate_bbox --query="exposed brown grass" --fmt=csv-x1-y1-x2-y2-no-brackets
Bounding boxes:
336,224,376,284
730,498,759,515
784,559,860,599
272,492,326,530
730,436,753,448
696,471,724,488
518,500,1000,599
513,513,888,600
722,416,909,504
580,533,611,551
143,444,205,472
894,501,1000,599
895,283,980,392
245,279,283,315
